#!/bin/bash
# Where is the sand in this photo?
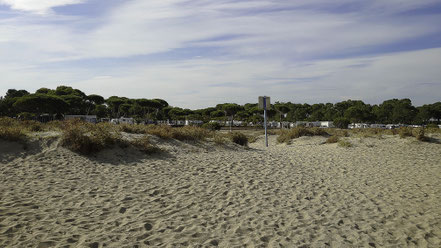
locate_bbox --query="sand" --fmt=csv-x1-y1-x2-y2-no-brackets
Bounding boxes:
1,133,441,247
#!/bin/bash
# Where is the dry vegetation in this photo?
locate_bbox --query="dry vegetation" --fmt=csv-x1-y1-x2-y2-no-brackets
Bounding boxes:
277,127,329,144
338,140,353,147
276,125,437,144
228,132,249,146
60,120,162,155
1,117,439,154
119,124,211,141
0,117,30,142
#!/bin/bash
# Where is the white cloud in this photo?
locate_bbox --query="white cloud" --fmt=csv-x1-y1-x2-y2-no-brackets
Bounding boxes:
0,0,85,14
0,0,440,107
1,48,440,108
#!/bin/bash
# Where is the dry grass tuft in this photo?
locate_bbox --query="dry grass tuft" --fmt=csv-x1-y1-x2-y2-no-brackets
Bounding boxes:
0,117,28,142
60,120,161,154
277,127,329,144
326,135,340,144
398,127,413,139
130,136,161,154
229,132,249,146
144,125,211,141
60,120,119,154
173,126,210,141
0,126,27,142
213,133,227,145
119,124,147,134
338,140,353,148
413,128,429,141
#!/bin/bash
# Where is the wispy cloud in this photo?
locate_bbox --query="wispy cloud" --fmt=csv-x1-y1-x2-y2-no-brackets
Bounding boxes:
0,0,85,15
0,0,440,107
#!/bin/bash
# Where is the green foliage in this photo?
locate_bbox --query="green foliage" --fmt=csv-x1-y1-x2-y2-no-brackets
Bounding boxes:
5,89,29,99
426,123,439,129
13,94,69,115
2,87,441,126
229,132,248,146
333,117,350,129
201,122,222,131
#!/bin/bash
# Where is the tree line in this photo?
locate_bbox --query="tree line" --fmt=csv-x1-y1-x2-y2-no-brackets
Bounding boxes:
0,86,440,126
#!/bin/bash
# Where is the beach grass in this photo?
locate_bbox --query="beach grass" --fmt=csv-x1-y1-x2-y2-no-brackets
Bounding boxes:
277,127,329,144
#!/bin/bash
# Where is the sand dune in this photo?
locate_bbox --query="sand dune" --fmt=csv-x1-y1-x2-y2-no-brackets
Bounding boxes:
1,134,441,247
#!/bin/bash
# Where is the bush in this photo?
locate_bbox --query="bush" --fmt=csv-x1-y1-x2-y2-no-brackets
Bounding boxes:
145,125,210,141
202,122,222,131
145,125,174,139
60,120,120,155
119,124,147,134
426,123,439,129
230,132,248,146
213,133,226,145
172,126,210,141
22,120,44,132
0,117,16,127
326,135,340,144
0,126,27,142
398,127,413,138
413,128,428,141
338,140,353,147
130,136,161,154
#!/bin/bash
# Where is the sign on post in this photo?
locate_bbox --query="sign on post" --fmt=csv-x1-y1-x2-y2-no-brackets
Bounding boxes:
258,96,271,109
258,96,270,147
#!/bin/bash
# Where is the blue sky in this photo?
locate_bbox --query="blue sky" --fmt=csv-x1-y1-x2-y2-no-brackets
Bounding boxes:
1,0,441,108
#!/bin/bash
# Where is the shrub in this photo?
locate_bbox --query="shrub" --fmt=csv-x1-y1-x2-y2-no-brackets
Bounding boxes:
247,135,259,143
202,122,222,131
130,136,161,154
145,125,210,141
326,135,340,144
60,120,120,155
213,133,226,145
0,126,27,142
119,124,147,134
413,128,428,141
172,126,210,141
398,127,413,138
426,123,439,129
230,132,248,146
22,120,44,132
338,140,353,147
145,125,173,139
0,117,16,127
45,120,67,131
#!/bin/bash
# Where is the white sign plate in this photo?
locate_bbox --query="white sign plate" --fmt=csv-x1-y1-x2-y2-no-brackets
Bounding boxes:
258,96,271,109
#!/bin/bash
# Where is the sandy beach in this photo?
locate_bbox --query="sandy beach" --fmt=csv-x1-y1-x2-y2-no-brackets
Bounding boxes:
1,133,441,247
